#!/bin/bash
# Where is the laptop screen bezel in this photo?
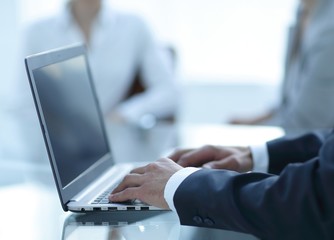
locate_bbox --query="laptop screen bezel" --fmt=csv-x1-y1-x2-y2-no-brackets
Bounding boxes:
24,44,114,211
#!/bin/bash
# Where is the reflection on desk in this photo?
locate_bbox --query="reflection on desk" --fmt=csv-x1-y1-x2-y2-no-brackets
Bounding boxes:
0,183,67,240
62,211,180,240
62,211,258,240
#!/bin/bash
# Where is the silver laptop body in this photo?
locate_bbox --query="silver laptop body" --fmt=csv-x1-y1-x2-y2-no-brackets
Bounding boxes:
24,44,162,212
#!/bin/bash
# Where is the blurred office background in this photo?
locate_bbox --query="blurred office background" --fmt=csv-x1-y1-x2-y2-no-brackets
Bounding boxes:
0,0,296,159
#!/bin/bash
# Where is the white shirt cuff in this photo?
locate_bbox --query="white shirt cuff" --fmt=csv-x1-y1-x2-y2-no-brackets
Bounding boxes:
250,144,269,173
164,167,200,211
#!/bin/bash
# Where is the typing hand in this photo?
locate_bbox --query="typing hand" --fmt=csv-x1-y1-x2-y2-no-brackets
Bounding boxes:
109,158,183,209
169,145,253,173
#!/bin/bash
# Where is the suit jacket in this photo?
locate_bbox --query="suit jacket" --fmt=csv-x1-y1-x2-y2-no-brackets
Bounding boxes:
173,130,334,239
264,0,334,136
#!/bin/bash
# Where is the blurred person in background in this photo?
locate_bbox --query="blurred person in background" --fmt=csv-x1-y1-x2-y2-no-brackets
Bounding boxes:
229,0,334,136
10,0,177,163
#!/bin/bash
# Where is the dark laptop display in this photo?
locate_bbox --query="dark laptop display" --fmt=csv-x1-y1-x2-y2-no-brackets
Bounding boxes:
32,54,110,188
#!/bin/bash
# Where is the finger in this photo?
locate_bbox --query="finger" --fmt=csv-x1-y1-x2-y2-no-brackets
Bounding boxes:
177,146,216,167
168,148,193,162
109,187,139,203
130,165,147,174
130,162,161,174
202,157,239,171
111,173,143,194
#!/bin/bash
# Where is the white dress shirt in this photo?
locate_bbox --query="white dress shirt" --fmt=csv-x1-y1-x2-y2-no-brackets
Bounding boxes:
17,1,177,123
164,144,269,211
11,1,177,163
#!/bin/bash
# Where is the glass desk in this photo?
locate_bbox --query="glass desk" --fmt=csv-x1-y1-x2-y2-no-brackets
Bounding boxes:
0,123,283,240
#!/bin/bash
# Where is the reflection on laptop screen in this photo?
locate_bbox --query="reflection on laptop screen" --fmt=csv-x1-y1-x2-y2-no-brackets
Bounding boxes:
32,55,109,188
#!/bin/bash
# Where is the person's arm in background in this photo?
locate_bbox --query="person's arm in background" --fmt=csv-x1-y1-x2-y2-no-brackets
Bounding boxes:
228,109,276,125
228,30,334,134
116,16,178,123
275,29,334,133
228,3,334,132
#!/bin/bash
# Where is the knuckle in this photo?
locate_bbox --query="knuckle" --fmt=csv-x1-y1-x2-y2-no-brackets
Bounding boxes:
171,147,181,154
147,162,159,170
229,157,240,168
123,174,132,182
202,145,216,152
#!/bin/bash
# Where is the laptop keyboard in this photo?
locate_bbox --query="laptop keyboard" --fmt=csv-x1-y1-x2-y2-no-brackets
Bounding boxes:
92,186,117,204
91,185,142,205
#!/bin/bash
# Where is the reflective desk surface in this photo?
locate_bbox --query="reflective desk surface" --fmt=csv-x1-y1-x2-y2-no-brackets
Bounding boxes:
0,123,283,240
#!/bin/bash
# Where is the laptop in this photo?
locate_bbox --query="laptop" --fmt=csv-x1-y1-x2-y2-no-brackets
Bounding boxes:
24,44,163,212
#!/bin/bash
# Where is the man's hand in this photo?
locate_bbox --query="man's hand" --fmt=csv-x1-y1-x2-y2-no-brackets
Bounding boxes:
169,145,253,173
109,158,183,209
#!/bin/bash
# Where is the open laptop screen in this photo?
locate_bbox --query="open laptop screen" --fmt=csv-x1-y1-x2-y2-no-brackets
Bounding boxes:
32,54,110,188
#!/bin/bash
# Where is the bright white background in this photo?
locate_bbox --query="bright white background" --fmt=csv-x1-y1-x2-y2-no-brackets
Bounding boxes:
15,0,297,83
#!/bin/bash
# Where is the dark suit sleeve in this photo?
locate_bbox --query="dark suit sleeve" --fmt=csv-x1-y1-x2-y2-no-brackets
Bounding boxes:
267,130,330,174
173,132,334,240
